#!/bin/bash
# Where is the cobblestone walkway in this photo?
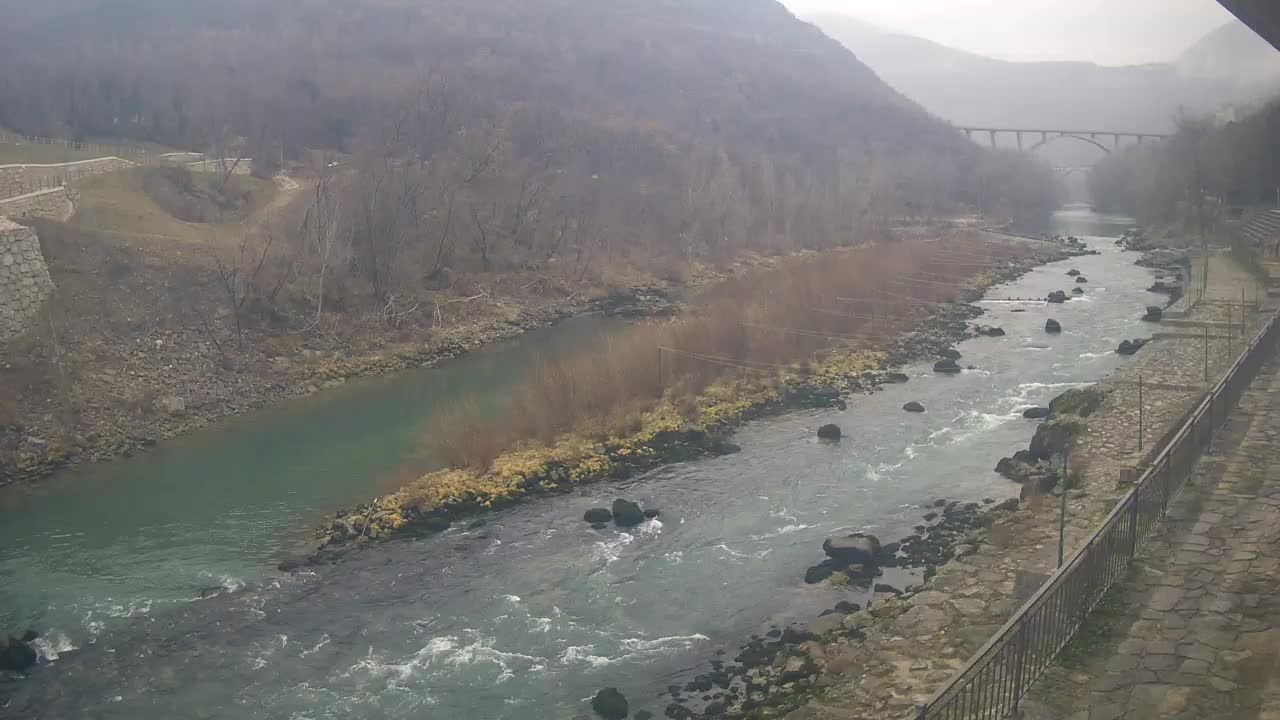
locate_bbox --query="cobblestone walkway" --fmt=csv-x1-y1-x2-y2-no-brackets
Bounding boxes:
1023,352,1280,720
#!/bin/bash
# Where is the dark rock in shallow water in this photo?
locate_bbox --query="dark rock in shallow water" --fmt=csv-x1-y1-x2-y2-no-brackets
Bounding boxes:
903,401,925,413
1143,305,1163,322
1066,269,1081,276
933,358,962,374
1076,276,1088,283
979,326,1007,337
804,561,836,584
590,522,608,530
611,499,646,527
592,687,629,720
1072,287,1084,295
1047,290,1068,304
817,424,842,441
0,637,37,672
1022,406,1051,419
940,348,962,361
1117,338,1149,356
643,509,661,519
823,534,881,565
885,372,910,384
584,508,613,524
1045,319,1062,333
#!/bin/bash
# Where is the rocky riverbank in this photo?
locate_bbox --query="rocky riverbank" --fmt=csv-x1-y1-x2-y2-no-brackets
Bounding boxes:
623,238,1259,720
308,239,1085,563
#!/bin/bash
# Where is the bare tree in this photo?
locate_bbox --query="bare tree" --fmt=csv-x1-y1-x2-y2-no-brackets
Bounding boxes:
206,233,276,349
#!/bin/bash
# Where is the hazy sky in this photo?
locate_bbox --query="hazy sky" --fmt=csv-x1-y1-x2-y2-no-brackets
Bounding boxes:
780,0,1239,65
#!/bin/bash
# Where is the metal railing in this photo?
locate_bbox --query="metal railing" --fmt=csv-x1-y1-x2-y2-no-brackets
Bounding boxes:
917,304,1280,720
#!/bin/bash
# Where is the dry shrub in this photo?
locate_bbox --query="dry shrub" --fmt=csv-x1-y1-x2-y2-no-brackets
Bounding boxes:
430,236,1034,469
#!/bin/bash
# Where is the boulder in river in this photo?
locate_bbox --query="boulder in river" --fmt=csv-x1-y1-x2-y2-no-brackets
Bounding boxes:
817,424,842,441
1072,287,1085,295
1022,406,1051,419
1076,276,1088,283
804,560,837,584
1142,306,1163,322
1045,319,1062,333
611,499,646,527
0,636,37,672
940,348,962,361
591,687,629,720
1047,290,1068,304
1117,339,1149,356
643,509,661,519
1066,269,1081,276
583,508,613,524
822,533,882,566
933,358,961,374
884,372,910,384
979,326,1007,337
903,401,926,413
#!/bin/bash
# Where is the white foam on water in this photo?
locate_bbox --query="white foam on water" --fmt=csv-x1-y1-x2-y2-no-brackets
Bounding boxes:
560,644,615,667
300,634,331,657
1079,351,1109,359
714,543,771,560
31,630,77,662
664,550,684,564
499,594,522,604
483,539,503,556
751,523,814,540
593,532,635,564
619,634,709,653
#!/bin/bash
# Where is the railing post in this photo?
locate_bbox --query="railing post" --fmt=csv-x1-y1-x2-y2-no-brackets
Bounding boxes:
1011,625,1030,708
1129,494,1140,558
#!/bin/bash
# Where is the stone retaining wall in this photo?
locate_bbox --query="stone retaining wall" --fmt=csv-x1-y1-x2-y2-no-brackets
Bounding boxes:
0,187,74,222
0,156,134,199
0,217,54,341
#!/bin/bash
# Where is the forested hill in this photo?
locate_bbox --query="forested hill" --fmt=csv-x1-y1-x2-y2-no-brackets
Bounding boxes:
0,0,1057,258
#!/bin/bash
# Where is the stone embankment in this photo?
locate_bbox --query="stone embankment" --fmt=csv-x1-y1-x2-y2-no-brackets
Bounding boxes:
0,187,75,222
0,218,54,342
0,157,134,200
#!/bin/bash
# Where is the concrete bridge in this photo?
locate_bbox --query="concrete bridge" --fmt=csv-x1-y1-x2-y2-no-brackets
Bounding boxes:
956,127,1171,154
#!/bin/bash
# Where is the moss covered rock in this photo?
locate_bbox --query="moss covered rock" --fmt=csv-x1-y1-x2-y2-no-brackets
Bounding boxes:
1049,386,1106,417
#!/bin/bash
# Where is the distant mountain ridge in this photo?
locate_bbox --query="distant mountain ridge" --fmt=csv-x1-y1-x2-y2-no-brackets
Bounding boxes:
809,15,1280,139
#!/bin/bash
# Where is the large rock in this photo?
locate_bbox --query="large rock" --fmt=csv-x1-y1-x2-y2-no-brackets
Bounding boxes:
804,560,837,584
611,499,645,527
884,372,910,384
903,401,925,413
584,508,612,524
1142,306,1163,322
939,348,962,361
1029,417,1086,462
817,424,842,441
591,687,629,720
1075,276,1088,284
1066,269,1081,276
979,326,1006,337
933,358,961,374
1072,287,1084,295
1048,386,1105,417
822,534,881,566
1045,319,1062,333
1047,291,1067,304
0,637,37,672
1022,406,1051,419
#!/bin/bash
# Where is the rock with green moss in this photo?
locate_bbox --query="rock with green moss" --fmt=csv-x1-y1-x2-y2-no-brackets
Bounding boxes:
1048,386,1105,417
1029,417,1086,461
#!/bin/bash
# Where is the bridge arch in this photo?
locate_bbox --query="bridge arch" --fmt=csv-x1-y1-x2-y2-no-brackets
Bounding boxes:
1028,133,1113,155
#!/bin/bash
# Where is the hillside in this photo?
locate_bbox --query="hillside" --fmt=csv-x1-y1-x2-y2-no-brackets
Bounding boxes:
809,15,1280,164
0,0,1060,486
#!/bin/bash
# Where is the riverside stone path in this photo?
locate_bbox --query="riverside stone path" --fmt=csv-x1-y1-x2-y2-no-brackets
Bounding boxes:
1021,349,1280,720
779,253,1273,720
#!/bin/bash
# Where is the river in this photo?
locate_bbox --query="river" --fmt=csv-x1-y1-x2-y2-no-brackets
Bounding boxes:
1,208,1156,719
